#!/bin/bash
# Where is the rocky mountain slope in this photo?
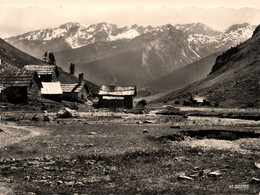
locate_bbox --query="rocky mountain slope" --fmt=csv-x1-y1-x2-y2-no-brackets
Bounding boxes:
156,25,260,107
138,51,223,97
5,22,256,87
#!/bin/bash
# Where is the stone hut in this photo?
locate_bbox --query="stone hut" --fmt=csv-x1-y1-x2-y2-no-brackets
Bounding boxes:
24,65,59,82
98,85,137,109
0,70,42,103
61,73,89,102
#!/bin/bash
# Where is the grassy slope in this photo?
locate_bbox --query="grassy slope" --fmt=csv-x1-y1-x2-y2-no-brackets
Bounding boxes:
155,29,260,107
138,51,222,97
0,38,100,94
0,38,45,68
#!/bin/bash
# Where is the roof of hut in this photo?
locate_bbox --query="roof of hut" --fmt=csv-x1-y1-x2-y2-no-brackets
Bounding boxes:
41,82,63,95
0,70,41,87
98,85,136,96
24,65,59,76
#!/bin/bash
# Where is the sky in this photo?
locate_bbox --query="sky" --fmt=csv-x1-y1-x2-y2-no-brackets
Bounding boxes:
0,0,260,38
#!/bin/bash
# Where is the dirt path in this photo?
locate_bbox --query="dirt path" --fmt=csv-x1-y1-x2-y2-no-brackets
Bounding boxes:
0,122,44,149
0,122,45,195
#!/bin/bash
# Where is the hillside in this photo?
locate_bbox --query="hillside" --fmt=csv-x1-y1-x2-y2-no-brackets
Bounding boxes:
0,38,45,68
156,25,260,107
138,51,222,97
0,38,99,93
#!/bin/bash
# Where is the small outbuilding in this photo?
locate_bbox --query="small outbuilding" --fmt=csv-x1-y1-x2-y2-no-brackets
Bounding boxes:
41,82,63,102
61,73,89,102
24,65,59,82
98,85,136,109
0,70,42,103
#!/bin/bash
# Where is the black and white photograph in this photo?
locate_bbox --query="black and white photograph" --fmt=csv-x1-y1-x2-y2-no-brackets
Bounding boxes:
0,0,259,194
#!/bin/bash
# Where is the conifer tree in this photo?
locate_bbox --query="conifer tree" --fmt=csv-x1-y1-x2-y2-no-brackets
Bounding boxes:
69,63,75,75
43,51,48,62
48,52,56,65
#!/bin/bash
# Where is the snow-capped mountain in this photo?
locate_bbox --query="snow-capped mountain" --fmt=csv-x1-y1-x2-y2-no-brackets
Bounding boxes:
4,22,256,87
6,22,150,53
53,24,204,86
6,22,255,58
186,23,256,52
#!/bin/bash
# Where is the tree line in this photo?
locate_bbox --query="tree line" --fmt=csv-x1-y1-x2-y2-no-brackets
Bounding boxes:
43,51,76,75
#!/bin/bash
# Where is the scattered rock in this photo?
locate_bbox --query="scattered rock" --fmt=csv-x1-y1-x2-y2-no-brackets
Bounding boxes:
88,132,97,135
250,177,260,184
43,115,51,122
0,129,4,133
177,172,193,181
193,166,200,170
143,129,149,133
24,176,30,181
27,192,36,195
143,120,155,124
189,173,199,178
208,170,222,177
65,181,74,186
170,125,181,129
199,169,210,176
32,116,39,121
57,180,63,185
254,162,260,169
57,107,78,118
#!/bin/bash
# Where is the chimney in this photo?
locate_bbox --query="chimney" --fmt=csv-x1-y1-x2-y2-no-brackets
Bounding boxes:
0,59,2,66
78,73,84,85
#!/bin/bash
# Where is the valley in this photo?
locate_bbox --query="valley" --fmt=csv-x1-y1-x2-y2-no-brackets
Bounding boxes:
0,17,259,195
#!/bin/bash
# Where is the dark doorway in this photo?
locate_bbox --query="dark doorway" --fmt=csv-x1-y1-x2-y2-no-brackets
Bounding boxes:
4,87,27,103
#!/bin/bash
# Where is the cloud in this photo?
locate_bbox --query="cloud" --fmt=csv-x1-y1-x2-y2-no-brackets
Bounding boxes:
0,6,259,38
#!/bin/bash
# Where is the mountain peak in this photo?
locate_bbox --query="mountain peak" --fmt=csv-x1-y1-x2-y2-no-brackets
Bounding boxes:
225,23,251,33
59,22,81,29
175,23,221,36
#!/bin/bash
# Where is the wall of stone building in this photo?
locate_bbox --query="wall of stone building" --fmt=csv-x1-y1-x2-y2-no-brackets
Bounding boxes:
62,92,78,102
124,96,134,109
78,87,89,100
1,87,27,103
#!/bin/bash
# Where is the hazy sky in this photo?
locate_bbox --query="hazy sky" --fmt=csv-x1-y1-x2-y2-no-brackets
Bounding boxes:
1,0,260,8
0,0,260,38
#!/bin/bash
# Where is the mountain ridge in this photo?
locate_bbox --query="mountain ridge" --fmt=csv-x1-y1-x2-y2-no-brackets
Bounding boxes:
155,25,260,107
4,22,256,88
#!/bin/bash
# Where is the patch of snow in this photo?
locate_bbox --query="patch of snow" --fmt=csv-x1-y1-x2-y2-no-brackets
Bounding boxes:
109,29,140,41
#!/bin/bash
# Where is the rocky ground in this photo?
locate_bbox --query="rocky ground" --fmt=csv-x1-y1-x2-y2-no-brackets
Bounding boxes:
0,106,259,194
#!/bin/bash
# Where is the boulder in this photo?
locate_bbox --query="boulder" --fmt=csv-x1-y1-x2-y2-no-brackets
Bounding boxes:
32,116,39,121
250,177,260,184
57,107,78,118
208,170,222,177
88,132,97,135
254,162,260,169
43,115,51,122
177,172,193,181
